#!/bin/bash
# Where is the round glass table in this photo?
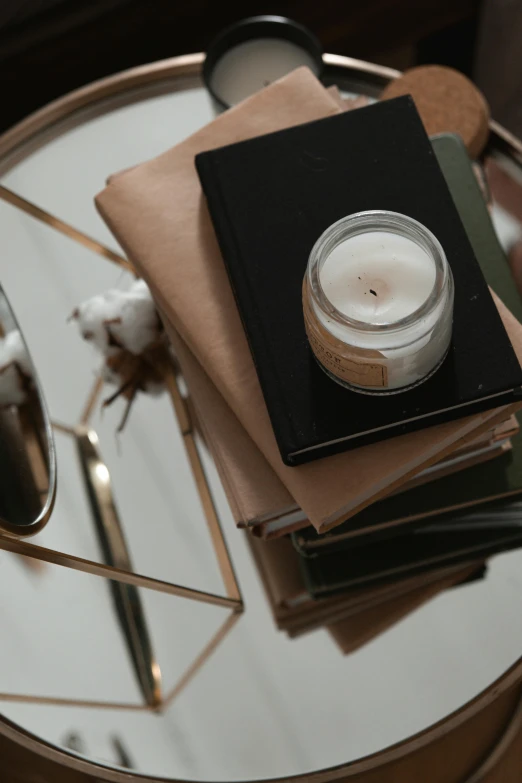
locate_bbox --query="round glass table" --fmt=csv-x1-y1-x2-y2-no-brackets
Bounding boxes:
0,53,522,782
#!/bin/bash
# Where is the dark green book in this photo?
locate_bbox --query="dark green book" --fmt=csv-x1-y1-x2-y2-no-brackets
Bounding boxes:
294,133,522,558
301,513,522,597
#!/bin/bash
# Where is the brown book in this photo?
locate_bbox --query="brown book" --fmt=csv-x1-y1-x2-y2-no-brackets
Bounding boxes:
287,571,476,638
327,562,482,654
167,324,299,531
248,533,482,638
96,68,522,532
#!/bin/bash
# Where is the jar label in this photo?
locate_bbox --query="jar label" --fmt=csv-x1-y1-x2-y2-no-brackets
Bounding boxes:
302,286,388,388
305,324,388,387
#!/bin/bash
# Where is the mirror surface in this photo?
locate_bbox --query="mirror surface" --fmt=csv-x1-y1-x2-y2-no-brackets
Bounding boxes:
0,284,55,534
0,65,522,782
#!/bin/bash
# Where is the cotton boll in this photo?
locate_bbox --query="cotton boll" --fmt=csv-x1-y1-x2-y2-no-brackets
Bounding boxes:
72,282,167,421
108,288,160,355
130,278,152,299
72,290,123,353
73,281,160,356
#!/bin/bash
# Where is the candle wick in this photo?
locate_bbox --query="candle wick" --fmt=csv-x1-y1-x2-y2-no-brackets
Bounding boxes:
370,289,377,296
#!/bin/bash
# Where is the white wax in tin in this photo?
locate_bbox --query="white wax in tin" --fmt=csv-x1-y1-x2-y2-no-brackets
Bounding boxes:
211,38,319,106
319,231,436,325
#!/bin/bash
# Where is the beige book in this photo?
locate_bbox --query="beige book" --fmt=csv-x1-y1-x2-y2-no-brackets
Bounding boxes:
325,84,345,107
327,562,482,654
167,324,298,530
97,68,522,532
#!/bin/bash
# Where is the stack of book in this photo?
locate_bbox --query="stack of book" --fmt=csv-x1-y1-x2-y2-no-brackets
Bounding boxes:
96,67,522,653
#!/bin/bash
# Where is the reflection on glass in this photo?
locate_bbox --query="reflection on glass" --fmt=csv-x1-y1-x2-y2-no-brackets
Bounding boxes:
63,731,135,770
0,286,55,535
76,426,162,709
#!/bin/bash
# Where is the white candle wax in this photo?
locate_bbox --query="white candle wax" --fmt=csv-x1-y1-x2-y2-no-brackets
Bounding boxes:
309,224,453,391
210,38,319,106
320,231,436,325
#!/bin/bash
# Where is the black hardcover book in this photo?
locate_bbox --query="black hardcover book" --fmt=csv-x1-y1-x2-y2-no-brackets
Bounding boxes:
196,97,522,466
294,133,522,554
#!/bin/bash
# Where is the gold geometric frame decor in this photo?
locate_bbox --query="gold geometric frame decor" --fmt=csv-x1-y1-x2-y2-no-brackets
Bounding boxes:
0,181,243,712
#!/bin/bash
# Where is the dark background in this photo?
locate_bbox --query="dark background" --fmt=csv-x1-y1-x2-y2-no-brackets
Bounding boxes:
0,0,481,133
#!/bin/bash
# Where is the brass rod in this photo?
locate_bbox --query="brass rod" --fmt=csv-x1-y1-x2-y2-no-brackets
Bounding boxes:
0,185,133,272
165,367,242,603
162,610,241,709
184,433,242,601
0,534,241,610
79,376,105,425
0,693,147,711
51,421,77,436
164,364,191,435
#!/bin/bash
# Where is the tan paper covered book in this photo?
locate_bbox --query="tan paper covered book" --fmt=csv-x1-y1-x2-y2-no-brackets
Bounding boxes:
327,562,482,654
248,534,482,639
96,68,522,533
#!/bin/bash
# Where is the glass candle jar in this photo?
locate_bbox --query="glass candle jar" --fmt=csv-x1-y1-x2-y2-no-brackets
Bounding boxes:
303,211,454,394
